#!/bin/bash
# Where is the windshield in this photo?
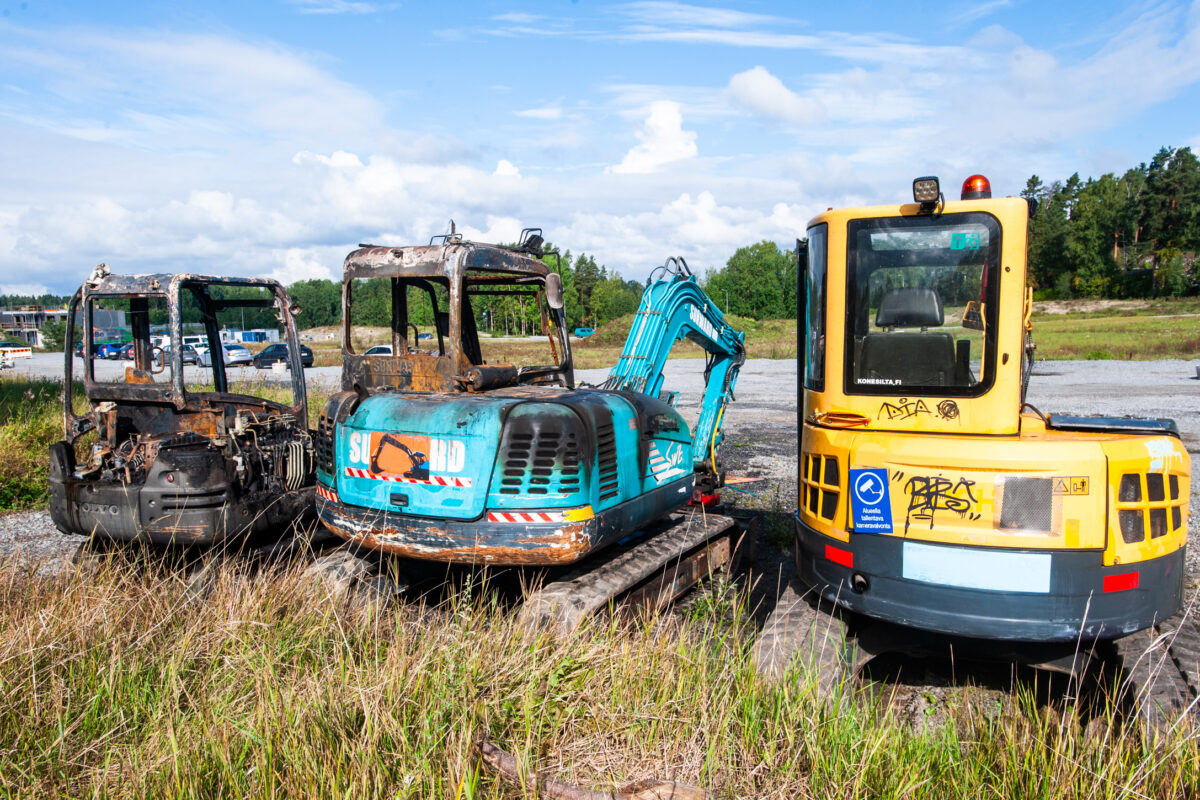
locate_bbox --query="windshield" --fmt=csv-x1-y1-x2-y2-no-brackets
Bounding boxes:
346,271,568,376
83,282,301,408
845,212,1001,397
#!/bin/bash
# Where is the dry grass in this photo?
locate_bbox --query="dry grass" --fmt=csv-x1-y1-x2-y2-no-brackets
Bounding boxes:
0,559,1196,798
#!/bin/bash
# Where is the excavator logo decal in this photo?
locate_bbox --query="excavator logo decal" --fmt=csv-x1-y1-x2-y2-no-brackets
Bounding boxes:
345,431,472,487
649,442,687,484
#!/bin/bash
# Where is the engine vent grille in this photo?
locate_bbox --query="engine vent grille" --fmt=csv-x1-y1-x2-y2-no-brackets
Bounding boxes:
159,488,227,511
315,412,335,476
998,477,1053,533
596,418,619,501
497,417,584,497
801,453,840,522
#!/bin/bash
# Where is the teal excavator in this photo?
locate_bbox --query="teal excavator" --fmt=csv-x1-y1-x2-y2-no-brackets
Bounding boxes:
314,233,746,570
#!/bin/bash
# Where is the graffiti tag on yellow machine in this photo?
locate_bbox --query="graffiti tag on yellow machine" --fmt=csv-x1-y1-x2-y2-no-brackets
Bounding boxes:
892,471,982,534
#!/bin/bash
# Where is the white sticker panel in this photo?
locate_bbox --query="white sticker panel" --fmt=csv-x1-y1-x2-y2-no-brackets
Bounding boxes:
902,541,1051,594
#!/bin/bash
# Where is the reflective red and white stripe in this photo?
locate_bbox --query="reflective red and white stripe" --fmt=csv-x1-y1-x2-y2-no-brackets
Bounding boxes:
343,467,472,487
486,510,568,523
316,484,338,503
649,444,669,476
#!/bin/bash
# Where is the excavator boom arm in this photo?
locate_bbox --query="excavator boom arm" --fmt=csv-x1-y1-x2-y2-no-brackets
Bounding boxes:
602,259,745,487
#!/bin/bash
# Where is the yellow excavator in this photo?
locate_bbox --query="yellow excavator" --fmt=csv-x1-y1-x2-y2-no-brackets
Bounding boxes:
762,174,1195,724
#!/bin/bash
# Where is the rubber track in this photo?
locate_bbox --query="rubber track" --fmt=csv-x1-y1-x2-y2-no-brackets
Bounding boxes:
521,512,736,634
1114,613,1200,733
753,580,851,698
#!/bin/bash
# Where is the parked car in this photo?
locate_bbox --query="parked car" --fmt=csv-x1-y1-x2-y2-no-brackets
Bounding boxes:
98,342,127,359
161,343,199,365
0,339,28,350
117,343,136,360
252,343,313,369
573,327,595,338
198,343,253,368
364,344,393,356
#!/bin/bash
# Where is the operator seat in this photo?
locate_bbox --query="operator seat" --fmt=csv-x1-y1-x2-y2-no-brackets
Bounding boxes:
858,287,957,387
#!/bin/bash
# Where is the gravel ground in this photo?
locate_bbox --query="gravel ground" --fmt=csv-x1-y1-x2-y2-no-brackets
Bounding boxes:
0,510,83,575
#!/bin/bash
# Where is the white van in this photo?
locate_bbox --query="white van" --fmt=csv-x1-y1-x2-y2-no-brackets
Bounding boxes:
181,334,209,355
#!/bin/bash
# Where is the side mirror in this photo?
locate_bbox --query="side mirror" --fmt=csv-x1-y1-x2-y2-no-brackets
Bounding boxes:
545,272,564,310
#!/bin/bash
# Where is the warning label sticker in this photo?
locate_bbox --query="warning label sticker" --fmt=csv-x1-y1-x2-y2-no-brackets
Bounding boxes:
849,468,893,534
1052,476,1090,496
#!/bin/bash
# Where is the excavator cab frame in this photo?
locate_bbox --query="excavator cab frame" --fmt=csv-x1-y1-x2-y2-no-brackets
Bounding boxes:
339,228,573,395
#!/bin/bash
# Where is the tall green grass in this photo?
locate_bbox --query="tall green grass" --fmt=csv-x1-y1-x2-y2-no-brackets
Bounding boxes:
0,378,70,510
0,560,1195,798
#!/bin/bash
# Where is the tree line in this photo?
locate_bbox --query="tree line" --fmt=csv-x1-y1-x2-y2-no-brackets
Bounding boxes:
1023,145,1199,298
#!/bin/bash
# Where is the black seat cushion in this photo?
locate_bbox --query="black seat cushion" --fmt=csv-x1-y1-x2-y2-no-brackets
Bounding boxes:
875,287,944,328
859,332,957,386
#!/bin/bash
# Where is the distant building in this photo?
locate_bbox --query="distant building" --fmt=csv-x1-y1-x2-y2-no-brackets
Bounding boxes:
0,305,72,348
237,328,281,344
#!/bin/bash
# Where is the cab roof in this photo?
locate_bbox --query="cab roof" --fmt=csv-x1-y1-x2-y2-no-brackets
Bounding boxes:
343,241,551,281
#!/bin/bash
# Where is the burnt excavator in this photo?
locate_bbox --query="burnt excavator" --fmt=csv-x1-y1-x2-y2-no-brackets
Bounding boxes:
49,266,315,549
312,229,748,627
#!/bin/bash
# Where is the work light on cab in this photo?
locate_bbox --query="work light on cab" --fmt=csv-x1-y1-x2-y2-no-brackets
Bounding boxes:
961,174,992,200
912,176,940,207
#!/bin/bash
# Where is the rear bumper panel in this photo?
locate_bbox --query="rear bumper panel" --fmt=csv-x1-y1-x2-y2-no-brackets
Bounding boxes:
794,512,1183,642
317,475,694,565
48,441,311,546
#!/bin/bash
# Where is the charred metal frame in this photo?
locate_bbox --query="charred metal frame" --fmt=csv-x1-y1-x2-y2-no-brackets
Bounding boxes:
51,267,313,546
340,238,573,394
63,269,308,433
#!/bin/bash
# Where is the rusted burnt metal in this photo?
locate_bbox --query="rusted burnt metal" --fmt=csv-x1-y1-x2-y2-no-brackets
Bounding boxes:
316,494,597,565
49,265,315,547
340,233,573,394
472,736,711,800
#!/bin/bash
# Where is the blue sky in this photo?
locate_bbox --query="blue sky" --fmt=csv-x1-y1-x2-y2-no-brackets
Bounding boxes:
2,0,1199,294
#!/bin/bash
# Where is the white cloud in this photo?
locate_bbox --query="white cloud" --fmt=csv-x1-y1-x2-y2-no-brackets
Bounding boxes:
609,101,698,174
515,105,564,120
616,2,783,29
293,150,365,168
0,283,51,296
954,0,1013,25
493,12,544,24
493,159,521,177
726,66,826,126
290,0,384,14
267,248,335,284
0,29,385,151
459,216,525,244
554,190,817,273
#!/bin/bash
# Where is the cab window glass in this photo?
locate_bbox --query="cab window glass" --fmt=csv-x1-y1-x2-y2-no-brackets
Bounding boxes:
845,212,1001,396
345,277,447,356
85,296,170,385
804,223,827,392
